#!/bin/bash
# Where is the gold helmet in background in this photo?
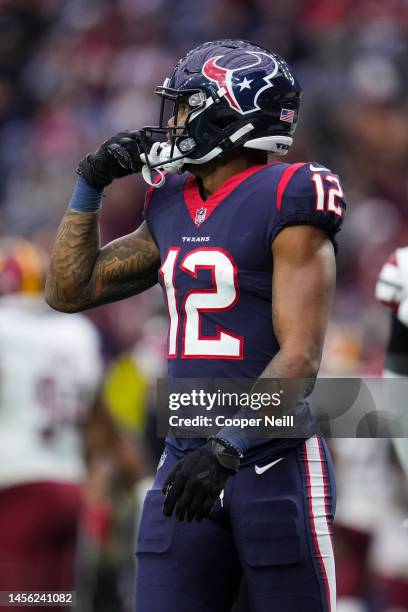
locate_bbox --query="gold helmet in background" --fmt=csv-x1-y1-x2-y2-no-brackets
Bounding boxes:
0,237,48,295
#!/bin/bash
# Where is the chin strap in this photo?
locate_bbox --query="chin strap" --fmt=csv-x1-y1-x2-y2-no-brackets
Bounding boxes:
140,142,185,188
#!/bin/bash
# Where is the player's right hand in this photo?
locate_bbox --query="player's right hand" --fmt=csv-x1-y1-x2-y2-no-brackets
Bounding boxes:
77,131,151,189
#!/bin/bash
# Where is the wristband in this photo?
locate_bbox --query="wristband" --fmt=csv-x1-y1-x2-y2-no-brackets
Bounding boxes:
69,176,104,212
209,436,243,459
206,438,241,472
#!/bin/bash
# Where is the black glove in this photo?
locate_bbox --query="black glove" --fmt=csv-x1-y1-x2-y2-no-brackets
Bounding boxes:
162,438,240,522
77,130,151,189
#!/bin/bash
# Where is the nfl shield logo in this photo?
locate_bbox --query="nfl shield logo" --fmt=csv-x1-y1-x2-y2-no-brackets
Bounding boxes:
195,207,207,225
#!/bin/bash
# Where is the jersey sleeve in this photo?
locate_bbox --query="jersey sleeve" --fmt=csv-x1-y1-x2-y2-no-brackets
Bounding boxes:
376,248,408,326
268,162,347,249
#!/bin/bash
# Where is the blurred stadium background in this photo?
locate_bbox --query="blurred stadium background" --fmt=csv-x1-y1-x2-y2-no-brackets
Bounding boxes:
0,0,408,611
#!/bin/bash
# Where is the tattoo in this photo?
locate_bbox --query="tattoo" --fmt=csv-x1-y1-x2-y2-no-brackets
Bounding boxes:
45,210,160,312
91,229,160,305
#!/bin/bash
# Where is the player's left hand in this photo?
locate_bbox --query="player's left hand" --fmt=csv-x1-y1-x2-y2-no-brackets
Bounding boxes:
162,438,240,522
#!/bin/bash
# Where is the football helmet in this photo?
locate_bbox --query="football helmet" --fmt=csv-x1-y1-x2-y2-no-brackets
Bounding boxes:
141,39,302,186
0,237,48,296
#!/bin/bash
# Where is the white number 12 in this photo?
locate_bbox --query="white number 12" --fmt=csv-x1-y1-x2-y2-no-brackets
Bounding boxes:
311,173,343,217
160,247,243,359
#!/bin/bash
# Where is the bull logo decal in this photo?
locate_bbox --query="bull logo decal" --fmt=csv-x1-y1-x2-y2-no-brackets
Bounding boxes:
202,51,280,115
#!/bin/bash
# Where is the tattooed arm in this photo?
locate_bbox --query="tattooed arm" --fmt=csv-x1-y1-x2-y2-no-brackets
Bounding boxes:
45,210,160,313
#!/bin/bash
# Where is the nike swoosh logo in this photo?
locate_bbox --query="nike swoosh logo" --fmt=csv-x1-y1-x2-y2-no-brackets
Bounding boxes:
255,457,284,475
309,164,329,172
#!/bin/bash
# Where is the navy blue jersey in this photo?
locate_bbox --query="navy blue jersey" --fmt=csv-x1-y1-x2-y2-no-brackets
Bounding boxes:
144,161,346,461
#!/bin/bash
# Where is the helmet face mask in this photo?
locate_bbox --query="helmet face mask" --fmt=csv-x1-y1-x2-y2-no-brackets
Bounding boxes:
141,39,302,184
141,85,206,170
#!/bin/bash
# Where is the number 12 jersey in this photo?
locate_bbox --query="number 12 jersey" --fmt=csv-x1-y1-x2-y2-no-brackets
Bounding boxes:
144,161,346,458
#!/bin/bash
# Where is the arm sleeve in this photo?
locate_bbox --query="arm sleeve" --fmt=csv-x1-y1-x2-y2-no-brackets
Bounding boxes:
268,162,347,250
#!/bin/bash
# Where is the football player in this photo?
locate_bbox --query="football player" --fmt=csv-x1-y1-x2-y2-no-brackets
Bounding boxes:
375,248,408,476
46,39,347,612
0,237,141,608
332,437,408,612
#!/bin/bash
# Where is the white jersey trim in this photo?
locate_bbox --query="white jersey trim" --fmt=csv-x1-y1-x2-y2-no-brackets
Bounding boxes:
302,435,336,612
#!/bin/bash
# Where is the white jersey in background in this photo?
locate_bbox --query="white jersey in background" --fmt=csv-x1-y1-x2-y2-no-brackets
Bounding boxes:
376,246,408,327
375,246,408,479
0,295,103,487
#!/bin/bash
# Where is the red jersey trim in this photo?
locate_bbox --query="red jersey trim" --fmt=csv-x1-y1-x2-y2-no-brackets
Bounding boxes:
182,162,278,227
276,162,306,211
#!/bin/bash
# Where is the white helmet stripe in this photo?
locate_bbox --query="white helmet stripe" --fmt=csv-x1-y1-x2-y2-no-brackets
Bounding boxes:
229,123,254,142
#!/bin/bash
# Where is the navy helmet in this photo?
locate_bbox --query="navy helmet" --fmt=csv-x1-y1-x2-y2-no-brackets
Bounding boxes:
141,39,302,177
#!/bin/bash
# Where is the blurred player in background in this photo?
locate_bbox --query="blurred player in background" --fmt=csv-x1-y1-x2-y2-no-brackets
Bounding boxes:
0,237,142,610
46,39,347,611
376,247,408,477
332,438,408,612
331,247,408,612
373,247,408,610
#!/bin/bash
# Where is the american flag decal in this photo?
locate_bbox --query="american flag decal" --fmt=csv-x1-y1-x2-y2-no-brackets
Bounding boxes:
195,207,207,225
280,108,295,123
